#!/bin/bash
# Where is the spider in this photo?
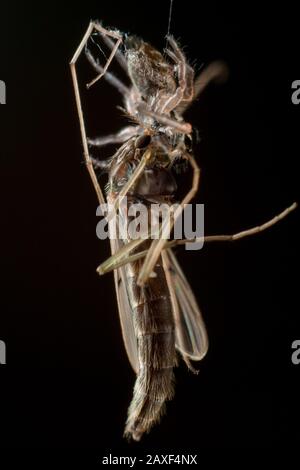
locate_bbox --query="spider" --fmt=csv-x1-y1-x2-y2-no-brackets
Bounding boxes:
70,21,227,286
70,22,296,441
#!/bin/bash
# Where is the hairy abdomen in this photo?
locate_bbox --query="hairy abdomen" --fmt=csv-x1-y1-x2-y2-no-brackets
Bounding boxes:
124,254,176,441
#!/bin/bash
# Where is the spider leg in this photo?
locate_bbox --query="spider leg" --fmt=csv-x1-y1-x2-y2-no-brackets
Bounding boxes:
88,126,138,147
138,103,192,134
85,45,129,95
166,36,195,101
161,36,194,113
137,153,200,286
176,61,229,115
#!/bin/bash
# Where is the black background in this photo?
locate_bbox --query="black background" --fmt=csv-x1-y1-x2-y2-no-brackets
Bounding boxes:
0,0,299,456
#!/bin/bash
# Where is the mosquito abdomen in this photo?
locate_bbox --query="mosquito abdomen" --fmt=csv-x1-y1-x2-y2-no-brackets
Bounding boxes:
124,257,176,441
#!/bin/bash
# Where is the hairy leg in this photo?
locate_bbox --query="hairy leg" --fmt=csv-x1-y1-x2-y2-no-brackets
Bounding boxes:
138,102,192,134
159,36,194,114
88,126,138,147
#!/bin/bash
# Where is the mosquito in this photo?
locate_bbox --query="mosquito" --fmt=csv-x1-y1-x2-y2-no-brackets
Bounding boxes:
70,21,297,441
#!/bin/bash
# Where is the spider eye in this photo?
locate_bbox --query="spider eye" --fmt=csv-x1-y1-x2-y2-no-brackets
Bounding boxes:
135,134,151,149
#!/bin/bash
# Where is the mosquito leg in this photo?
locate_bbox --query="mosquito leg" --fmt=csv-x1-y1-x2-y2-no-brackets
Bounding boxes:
70,22,105,204
93,20,128,73
194,61,229,97
88,126,138,147
85,45,129,95
97,238,148,275
86,23,123,89
137,153,200,286
70,22,124,203
96,148,154,274
173,201,298,246
97,202,297,274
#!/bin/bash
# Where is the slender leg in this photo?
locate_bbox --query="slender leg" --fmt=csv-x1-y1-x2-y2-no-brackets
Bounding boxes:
93,20,128,73
85,45,129,95
137,153,200,286
96,148,153,272
177,61,229,115
162,36,194,112
88,126,138,147
70,22,105,204
84,44,136,149
175,201,298,245
70,22,124,204
86,23,123,89
97,238,147,274
162,38,186,113
97,202,298,274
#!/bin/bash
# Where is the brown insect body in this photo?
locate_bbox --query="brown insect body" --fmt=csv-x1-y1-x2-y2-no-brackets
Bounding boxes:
70,21,296,443
96,32,210,441
108,136,178,440
123,245,176,441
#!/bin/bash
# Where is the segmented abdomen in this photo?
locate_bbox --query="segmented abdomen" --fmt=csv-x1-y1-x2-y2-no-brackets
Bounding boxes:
124,253,176,441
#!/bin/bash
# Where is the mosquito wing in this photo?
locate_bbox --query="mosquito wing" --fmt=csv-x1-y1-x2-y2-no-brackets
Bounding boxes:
110,235,139,374
162,249,208,362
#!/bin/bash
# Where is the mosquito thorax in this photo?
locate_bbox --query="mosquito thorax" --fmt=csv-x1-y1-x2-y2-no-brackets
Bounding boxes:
134,134,151,149
133,167,177,197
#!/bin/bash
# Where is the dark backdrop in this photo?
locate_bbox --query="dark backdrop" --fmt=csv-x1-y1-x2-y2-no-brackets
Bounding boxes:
0,0,299,456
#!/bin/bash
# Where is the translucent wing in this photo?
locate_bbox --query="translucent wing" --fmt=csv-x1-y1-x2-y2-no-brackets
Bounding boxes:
162,249,208,362
109,236,139,374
